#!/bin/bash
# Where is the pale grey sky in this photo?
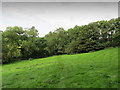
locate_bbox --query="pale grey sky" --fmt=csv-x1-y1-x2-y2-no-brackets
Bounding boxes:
1,2,118,37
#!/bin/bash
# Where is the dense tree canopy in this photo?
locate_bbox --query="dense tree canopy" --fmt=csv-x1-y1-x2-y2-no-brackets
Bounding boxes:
1,17,120,63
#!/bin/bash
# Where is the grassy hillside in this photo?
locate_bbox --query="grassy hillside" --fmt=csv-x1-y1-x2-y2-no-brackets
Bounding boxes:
2,47,118,88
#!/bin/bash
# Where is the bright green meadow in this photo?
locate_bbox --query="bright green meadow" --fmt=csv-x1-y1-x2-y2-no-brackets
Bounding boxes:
2,47,118,88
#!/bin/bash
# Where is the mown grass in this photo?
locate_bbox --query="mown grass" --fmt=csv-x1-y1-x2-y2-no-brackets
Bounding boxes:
2,47,118,88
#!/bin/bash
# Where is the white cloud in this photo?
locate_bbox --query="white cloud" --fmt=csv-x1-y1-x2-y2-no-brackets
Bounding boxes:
1,2,118,37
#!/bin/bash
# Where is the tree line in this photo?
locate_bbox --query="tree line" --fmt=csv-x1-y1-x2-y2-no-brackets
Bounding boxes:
1,17,120,64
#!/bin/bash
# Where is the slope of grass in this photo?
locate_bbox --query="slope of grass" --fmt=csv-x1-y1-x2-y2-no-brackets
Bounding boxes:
2,47,118,88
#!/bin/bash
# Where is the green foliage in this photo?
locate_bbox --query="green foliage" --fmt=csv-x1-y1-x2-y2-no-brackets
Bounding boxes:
45,28,68,55
2,17,120,63
2,26,47,63
0,31,2,63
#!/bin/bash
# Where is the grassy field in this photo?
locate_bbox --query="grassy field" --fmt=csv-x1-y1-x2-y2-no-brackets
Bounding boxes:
2,47,118,88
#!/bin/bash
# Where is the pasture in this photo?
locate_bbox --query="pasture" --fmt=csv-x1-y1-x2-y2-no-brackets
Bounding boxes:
2,47,118,88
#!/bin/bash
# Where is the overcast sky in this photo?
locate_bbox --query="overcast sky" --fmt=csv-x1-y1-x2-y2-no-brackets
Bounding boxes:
1,2,118,37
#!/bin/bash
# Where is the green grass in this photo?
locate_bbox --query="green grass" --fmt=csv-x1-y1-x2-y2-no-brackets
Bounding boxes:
2,47,118,88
